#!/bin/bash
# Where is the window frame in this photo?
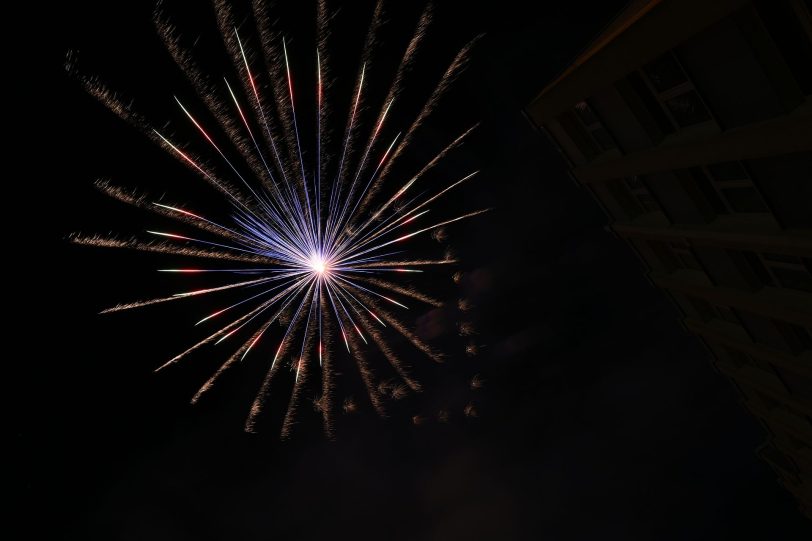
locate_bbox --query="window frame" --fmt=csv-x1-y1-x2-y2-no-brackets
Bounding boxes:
623,175,664,214
668,240,704,271
700,160,772,214
758,252,812,293
637,51,719,131
572,100,619,154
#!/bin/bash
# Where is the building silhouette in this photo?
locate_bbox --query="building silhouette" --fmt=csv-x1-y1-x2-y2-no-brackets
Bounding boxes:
526,0,812,518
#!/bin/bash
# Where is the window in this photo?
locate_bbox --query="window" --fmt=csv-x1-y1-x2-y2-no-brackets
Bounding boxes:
749,355,779,376
783,434,810,453
688,168,728,215
645,240,711,273
774,366,812,402
624,176,662,213
738,309,812,354
647,240,681,272
693,247,771,291
668,241,703,270
720,347,792,393
700,161,770,213
639,52,714,129
723,347,751,369
589,87,657,153
573,101,617,152
625,175,644,190
644,171,720,224
742,251,775,287
707,161,748,181
775,321,812,354
623,72,676,139
573,101,599,125
677,16,790,128
757,390,779,411
687,296,718,322
557,111,599,162
755,0,812,95
759,445,799,477
721,188,770,213
605,180,644,220
746,152,812,229
663,91,712,127
715,305,742,325
761,253,812,293
643,54,688,93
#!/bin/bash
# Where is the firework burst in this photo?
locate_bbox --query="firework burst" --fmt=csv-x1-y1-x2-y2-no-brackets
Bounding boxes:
69,0,485,438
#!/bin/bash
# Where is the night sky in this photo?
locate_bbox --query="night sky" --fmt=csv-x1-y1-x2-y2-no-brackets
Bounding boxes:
18,0,812,538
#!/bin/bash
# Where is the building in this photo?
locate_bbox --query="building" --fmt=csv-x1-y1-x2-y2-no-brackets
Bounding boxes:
525,0,812,518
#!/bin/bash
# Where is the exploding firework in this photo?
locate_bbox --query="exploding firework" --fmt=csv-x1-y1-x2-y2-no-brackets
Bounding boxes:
69,0,485,438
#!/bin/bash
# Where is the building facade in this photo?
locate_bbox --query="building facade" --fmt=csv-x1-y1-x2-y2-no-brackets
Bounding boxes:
526,0,812,518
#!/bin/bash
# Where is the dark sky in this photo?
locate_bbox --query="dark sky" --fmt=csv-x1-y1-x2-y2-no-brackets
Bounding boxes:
17,0,812,539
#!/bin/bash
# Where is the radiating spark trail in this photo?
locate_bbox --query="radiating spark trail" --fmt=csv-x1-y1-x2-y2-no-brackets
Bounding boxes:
70,235,276,264
368,36,483,203
73,0,483,438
